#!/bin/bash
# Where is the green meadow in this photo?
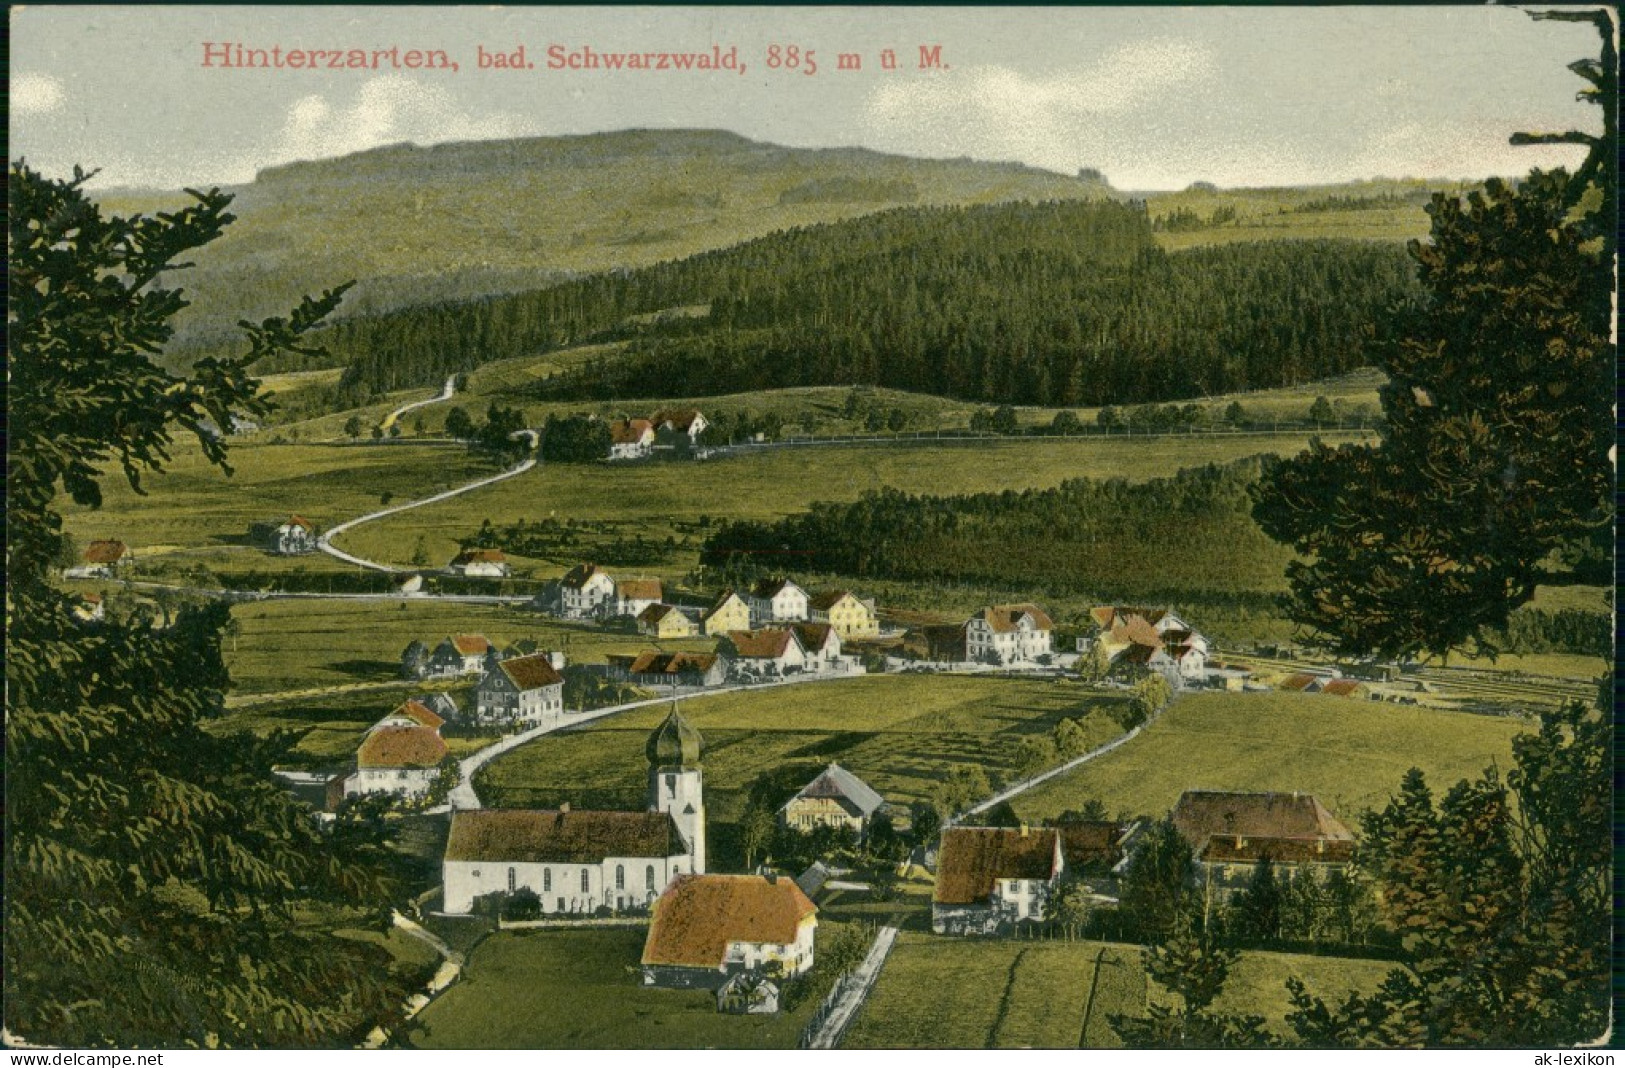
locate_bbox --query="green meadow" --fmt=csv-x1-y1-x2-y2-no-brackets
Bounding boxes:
1010,691,1527,825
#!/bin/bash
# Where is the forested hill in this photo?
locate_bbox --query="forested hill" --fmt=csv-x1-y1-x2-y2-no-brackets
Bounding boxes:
325,197,1418,408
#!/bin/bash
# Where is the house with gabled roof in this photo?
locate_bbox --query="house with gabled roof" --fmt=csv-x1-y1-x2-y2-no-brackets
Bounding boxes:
607,651,726,689
722,628,807,678
71,592,106,623
250,515,318,555
808,590,879,640
558,562,618,618
748,577,809,626
1277,672,1319,693
1311,678,1366,699
476,651,565,725
639,603,697,640
347,725,448,800
702,589,751,636
790,622,843,672
932,825,1065,935
616,578,664,620
965,604,1053,665
641,873,817,989
372,699,446,733
649,408,708,450
608,418,656,460
428,634,492,677
780,763,886,836
447,548,511,578
77,540,131,577
1171,790,1356,899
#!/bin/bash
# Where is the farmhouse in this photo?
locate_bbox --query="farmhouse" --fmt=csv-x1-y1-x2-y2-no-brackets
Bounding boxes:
372,698,446,732
558,562,618,618
701,590,752,636
400,640,431,679
347,725,448,800
608,418,655,460
1311,678,1366,698
748,577,809,625
441,707,707,914
808,590,880,640
616,578,664,620
1277,673,1319,693
780,763,886,836
72,593,106,623
447,548,511,578
250,515,318,555
650,408,708,450
639,603,697,640
428,634,492,676
722,628,807,677
791,622,844,672
607,651,727,689
965,604,1053,665
1171,790,1357,900
78,539,132,576
932,825,1064,935
641,873,817,990
476,651,565,725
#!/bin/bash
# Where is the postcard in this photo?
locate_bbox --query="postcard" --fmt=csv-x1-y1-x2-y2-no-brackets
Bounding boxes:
6,4,1615,1054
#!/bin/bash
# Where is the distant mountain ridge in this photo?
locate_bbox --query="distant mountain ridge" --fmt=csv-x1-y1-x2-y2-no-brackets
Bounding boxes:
101,128,1113,359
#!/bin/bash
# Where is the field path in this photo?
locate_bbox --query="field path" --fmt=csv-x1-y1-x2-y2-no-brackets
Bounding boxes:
380,375,457,431
318,429,539,573
807,925,900,1049
953,692,1177,824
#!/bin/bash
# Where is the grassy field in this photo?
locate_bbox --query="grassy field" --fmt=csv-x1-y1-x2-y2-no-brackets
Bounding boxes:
406,926,820,1049
476,674,1130,823
1010,691,1527,825
332,430,1376,577
59,439,494,556
844,933,1396,1048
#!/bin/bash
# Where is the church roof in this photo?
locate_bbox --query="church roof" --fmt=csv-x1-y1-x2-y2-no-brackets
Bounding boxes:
444,809,685,864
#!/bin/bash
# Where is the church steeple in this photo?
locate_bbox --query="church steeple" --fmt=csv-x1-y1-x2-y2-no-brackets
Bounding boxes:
647,702,705,874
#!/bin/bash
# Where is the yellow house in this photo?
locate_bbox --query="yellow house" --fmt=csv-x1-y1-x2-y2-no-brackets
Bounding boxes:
702,590,751,636
808,590,879,640
639,603,698,640
779,763,886,836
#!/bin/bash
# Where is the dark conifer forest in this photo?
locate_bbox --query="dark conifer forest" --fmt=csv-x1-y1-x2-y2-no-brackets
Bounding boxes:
322,199,1417,406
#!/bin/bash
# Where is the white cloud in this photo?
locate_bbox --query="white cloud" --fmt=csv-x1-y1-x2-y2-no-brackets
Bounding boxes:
863,39,1217,177
12,73,65,115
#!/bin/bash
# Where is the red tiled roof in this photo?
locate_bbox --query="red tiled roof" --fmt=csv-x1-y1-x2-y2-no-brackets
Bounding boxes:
727,628,800,659
618,578,664,601
1115,643,1171,666
610,651,720,677
357,725,447,769
1278,673,1318,692
640,603,683,624
974,604,1054,634
1319,679,1363,697
285,515,315,531
610,418,654,444
389,699,445,730
1056,821,1127,869
1200,836,1357,865
934,827,1059,906
642,874,816,969
1172,791,1354,850
1111,616,1164,649
83,540,128,564
451,634,491,656
808,590,856,612
445,809,685,864
791,623,836,651
650,409,704,432
498,652,564,691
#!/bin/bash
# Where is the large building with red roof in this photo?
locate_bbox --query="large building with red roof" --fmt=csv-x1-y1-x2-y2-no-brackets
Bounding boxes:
641,873,817,989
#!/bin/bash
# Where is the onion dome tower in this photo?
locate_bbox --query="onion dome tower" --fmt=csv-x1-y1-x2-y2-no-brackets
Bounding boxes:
647,704,705,874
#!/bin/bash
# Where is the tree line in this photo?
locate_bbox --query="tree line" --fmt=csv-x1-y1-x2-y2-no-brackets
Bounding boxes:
312,198,1416,410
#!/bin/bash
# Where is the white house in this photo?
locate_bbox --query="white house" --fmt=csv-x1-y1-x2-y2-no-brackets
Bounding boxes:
372,699,446,733
428,634,492,676
748,578,810,625
641,873,818,989
346,725,448,800
790,623,843,672
965,604,1054,665
475,651,565,725
608,418,656,460
932,825,1064,935
616,578,664,620
447,548,511,578
442,707,707,915
558,563,618,619
650,408,708,450
251,516,317,555
723,628,808,677
74,540,132,578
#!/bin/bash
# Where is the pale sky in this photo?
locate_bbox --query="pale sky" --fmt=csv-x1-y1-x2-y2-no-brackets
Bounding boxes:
8,5,1603,191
